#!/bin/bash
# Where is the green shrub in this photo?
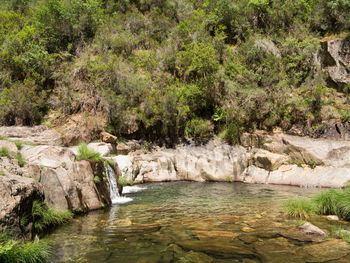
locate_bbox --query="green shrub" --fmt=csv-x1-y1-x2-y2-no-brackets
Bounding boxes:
76,143,103,162
0,147,10,157
129,178,134,186
222,123,240,145
185,118,213,140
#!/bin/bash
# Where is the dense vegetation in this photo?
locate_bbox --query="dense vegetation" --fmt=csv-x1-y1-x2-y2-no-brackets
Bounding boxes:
285,188,350,220
1,0,350,143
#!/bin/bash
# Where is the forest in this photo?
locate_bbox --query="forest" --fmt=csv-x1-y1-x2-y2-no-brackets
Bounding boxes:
0,0,349,144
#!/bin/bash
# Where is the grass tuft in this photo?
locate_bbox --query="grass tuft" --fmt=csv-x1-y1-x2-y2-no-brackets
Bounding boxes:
14,153,25,167
0,147,10,157
0,231,51,263
76,143,103,163
32,201,72,233
285,188,350,220
284,198,316,219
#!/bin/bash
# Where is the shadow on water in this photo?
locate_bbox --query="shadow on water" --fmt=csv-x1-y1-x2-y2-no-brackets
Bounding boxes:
44,182,350,263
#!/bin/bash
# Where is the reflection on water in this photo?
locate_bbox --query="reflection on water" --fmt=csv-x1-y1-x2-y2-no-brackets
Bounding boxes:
45,182,350,263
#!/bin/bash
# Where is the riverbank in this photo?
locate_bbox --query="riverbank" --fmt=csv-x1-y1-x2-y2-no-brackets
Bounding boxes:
1,126,350,238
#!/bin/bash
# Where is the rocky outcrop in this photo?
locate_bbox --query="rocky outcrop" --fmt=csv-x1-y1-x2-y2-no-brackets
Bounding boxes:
317,39,350,91
0,174,44,238
127,141,249,183
113,132,350,188
20,145,119,212
0,140,18,154
101,131,117,144
0,126,63,146
116,140,141,155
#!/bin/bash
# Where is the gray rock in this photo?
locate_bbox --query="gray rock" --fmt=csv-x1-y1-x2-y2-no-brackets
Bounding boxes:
21,145,75,169
317,39,350,90
0,175,44,238
0,126,63,146
101,131,117,144
0,140,18,154
298,223,327,237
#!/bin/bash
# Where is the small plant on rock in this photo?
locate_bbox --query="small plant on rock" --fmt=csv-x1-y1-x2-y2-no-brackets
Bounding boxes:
93,176,101,184
31,201,72,233
0,147,10,157
76,143,103,162
118,176,128,187
14,153,25,167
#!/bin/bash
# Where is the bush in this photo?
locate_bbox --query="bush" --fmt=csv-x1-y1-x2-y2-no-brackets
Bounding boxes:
76,143,103,162
185,118,213,140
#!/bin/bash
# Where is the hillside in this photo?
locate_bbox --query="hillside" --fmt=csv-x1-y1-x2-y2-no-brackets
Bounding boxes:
1,0,350,144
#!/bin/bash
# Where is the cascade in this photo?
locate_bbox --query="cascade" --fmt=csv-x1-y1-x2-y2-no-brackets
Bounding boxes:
104,164,120,203
104,164,133,204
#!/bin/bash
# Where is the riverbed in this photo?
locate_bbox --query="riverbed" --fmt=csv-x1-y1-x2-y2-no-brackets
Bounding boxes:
45,182,350,263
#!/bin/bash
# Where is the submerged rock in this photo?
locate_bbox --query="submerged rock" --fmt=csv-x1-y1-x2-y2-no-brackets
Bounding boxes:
326,215,340,221
298,223,327,237
298,239,350,262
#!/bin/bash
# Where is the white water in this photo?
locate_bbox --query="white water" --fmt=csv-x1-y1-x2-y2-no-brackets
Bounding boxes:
104,164,133,204
122,186,146,194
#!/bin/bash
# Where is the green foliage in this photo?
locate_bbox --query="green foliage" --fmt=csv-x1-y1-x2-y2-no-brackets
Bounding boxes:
284,198,316,219
0,0,349,141
129,178,134,186
332,227,350,243
76,143,103,162
185,118,213,140
93,176,101,184
32,201,72,233
285,188,350,220
0,147,10,157
118,176,128,187
14,153,25,167
0,231,51,263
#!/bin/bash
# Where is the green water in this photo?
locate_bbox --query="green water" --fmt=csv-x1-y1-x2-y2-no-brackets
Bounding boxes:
45,182,350,263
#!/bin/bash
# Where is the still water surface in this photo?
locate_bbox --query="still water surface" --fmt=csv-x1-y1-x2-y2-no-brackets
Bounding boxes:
45,182,350,263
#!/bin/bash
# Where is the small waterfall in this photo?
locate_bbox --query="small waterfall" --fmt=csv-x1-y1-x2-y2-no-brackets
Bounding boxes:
105,164,120,203
104,164,133,204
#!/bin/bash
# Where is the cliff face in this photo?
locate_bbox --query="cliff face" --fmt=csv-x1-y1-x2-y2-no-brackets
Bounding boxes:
318,39,350,91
